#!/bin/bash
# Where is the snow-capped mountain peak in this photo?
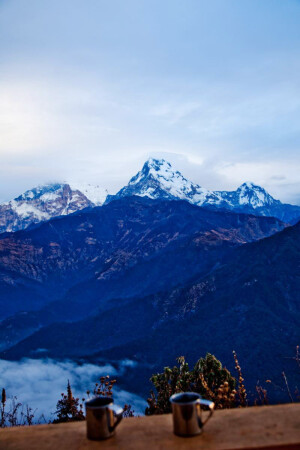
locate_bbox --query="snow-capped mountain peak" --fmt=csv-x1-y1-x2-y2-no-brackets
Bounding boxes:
141,157,184,181
236,181,276,208
108,158,300,223
111,158,277,208
140,157,171,175
1,159,299,234
116,157,206,202
0,182,109,233
129,158,188,186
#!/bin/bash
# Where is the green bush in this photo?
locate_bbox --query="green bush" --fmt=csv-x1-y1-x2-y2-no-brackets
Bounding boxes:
146,353,238,415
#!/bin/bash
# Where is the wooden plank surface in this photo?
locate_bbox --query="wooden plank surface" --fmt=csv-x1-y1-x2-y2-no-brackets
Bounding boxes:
0,404,300,450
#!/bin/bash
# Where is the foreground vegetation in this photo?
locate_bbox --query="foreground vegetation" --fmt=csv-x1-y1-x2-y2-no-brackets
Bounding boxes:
1,347,299,427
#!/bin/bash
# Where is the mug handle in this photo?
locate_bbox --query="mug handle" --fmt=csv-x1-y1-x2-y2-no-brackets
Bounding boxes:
108,404,124,432
197,399,215,427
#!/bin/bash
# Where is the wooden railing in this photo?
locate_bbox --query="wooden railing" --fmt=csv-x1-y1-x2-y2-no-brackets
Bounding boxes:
0,403,300,449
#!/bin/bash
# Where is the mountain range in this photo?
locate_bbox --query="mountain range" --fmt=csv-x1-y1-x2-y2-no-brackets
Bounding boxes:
108,158,300,224
0,158,299,233
0,195,298,402
0,200,298,403
0,196,284,322
0,158,299,405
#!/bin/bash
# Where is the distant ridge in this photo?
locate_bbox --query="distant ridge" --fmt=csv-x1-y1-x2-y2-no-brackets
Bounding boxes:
106,158,300,223
0,158,299,233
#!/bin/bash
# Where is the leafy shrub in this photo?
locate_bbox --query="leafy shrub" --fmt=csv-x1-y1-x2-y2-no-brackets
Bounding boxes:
53,381,85,424
146,353,238,414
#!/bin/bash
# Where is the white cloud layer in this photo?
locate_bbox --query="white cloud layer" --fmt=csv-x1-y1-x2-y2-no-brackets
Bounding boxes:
0,358,147,422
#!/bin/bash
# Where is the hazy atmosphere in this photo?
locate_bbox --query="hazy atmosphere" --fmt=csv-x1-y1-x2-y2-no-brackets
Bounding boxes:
1,0,300,203
0,1,300,438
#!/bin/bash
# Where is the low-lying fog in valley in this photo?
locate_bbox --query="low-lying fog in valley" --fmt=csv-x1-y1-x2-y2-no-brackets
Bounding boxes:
0,359,147,422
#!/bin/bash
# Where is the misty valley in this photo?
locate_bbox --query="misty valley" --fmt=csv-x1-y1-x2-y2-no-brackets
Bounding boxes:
0,159,299,423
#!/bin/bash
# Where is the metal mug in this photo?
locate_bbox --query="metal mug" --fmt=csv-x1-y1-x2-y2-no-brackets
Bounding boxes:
170,392,215,437
85,396,123,440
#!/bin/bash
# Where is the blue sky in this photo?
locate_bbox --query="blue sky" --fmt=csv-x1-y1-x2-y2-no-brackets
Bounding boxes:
0,0,300,203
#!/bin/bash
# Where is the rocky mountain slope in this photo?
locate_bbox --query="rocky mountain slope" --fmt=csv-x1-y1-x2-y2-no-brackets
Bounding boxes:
100,220,299,401
107,158,300,223
0,196,285,339
2,219,299,403
0,183,108,233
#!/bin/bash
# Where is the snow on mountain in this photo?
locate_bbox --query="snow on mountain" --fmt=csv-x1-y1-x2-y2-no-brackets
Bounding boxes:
107,158,222,205
15,184,63,202
0,183,108,233
128,158,192,198
210,181,280,211
235,182,277,208
68,183,108,206
1,158,299,234
106,158,233,206
108,158,300,223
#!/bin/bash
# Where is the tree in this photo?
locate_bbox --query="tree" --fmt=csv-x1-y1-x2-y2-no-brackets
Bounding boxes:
53,381,85,423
